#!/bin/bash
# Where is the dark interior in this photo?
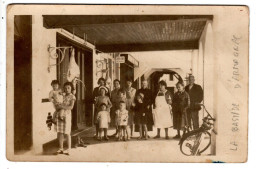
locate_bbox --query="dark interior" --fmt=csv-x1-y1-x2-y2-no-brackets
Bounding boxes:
14,15,33,152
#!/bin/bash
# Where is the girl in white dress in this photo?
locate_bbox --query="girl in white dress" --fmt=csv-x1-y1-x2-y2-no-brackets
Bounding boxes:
97,103,111,141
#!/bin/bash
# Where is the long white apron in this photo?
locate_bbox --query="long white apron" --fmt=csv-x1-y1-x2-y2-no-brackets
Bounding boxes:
154,91,173,128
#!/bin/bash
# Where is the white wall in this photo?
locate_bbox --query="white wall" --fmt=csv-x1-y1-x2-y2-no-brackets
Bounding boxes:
31,15,58,153
191,7,248,159
31,16,101,154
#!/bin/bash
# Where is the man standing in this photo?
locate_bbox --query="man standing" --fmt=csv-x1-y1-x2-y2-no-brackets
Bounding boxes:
135,80,154,136
185,75,203,130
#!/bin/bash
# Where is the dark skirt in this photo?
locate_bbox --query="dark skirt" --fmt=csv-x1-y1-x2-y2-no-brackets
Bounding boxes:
173,108,187,130
134,113,148,125
110,106,117,127
134,107,153,131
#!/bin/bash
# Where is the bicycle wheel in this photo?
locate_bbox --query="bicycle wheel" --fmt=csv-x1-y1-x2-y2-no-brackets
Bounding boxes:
180,131,211,156
198,131,211,154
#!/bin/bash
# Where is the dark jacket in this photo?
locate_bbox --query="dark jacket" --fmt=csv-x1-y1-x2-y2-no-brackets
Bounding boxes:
185,84,203,111
135,88,153,106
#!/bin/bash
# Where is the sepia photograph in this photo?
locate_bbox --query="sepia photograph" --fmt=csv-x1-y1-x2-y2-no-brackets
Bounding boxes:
5,5,249,162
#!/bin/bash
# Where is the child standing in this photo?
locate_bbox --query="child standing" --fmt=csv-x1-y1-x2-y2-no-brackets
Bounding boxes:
97,103,111,141
133,93,148,140
113,88,126,138
115,101,129,141
172,82,190,139
94,86,112,139
49,80,65,124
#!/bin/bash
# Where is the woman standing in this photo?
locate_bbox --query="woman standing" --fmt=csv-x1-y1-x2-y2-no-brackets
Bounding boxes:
153,80,173,139
125,79,136,139
55,82,76,155
172,82,190,139
110,79,121,128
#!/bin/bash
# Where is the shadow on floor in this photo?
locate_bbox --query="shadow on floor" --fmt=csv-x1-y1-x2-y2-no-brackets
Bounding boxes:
42,127,181,155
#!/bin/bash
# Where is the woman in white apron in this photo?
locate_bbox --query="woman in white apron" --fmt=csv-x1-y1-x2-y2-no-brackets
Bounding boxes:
153,80,173,139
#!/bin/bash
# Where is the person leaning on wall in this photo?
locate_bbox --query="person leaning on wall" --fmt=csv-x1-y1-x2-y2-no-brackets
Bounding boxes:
185,75,203,130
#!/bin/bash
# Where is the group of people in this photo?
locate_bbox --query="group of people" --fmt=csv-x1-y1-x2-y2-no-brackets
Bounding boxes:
93,78,154,141
48,74,203,155
92,75,203,141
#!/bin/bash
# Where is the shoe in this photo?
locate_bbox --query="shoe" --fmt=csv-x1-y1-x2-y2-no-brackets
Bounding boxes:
55,149,63,155
165,136,169,140
173,135,181,139
154,135,160,139
63,150,70,156
137,136,142,140
110,133,117,137
123,137,127,141
117,137,121,141
93,135,98,139
104,137,109,141
98,137,102,141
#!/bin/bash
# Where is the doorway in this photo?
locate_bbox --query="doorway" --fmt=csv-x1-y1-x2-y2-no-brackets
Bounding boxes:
56,33,93,130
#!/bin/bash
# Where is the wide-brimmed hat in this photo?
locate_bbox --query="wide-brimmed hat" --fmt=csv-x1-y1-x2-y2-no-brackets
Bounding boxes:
99,86,108,93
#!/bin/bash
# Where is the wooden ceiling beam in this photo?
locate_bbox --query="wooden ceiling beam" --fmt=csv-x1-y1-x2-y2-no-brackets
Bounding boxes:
43,15,213,28
96,41,199,52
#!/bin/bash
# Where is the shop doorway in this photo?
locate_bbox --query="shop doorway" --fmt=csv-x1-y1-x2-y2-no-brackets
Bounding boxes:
56,33,93,130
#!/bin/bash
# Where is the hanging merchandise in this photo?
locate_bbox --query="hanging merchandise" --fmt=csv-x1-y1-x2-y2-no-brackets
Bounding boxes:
67,48,80,82
66,48,86,91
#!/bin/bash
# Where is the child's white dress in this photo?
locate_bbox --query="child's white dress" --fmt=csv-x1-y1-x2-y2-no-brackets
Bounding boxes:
115,109,129,126
49,89,65,122
49,89,63,105
97,111,111,128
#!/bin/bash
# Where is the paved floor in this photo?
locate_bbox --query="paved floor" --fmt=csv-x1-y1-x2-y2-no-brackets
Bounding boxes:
42,126,211,162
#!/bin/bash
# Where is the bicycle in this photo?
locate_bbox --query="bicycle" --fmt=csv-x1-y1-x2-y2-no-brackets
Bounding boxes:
179,104,217,156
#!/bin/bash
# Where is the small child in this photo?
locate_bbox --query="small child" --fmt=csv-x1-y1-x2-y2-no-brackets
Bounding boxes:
94,86,112,139
113,89,127,138
133,93,148,140
115,101,129,141
49,80,65,124
97,103,111,141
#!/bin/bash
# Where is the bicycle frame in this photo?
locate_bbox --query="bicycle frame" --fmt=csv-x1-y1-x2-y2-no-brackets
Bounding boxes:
179,104,216,156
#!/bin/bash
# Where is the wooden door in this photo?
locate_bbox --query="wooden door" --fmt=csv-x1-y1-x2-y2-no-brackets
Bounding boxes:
56,33,93,130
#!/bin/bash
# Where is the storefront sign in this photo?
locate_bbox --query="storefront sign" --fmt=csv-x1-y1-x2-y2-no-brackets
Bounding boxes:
115,56,125,63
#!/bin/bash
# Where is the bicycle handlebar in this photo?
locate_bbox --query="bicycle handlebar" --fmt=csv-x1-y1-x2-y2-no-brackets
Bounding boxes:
197,103,214,120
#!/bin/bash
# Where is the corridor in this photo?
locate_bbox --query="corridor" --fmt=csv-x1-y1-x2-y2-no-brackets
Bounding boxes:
42,126,210,162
